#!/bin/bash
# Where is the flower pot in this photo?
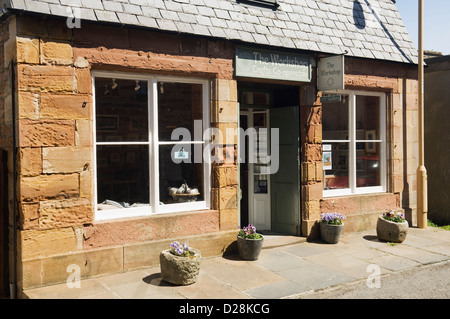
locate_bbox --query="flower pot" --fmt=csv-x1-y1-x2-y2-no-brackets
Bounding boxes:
160,248,201,285
320,222,344,244
237,235,264,261
376,216,409,243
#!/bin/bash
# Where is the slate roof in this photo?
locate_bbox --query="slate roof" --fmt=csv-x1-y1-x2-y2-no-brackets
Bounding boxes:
3,0,418,64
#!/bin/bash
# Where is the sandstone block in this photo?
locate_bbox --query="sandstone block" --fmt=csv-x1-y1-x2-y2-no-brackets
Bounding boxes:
213,165,238,188
75,120,92,146
17,36,40,64
301,162,316,183
80,169,93,198
75,67,92,94
18,91,39,119
19,119,75,147
212,122,238,144
41,40,73,65
219,208,239,231
40,246,123,286
211,100,238,123
40,93,91,119
302,182,323,201
218,186,238,210
20,147,41,176
39,198,93,229
20,227,79,259
18,64,76,92
21,258,42,289
302,200,321,220
20,173,79,202
42,146,91,173
212,78,237,102
19,202,39,229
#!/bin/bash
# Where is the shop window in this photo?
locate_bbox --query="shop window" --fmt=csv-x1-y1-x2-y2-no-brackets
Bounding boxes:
94,74,210,220
322,92,386,196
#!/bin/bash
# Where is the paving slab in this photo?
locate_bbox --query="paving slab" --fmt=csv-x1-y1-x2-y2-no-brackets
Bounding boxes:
367,255,421,272
254,249,310,272
376,244,448,265
244,280,311,299
200,255,285,291
174,272,251,299
277,262,356,290
280,242,331,258
24,278,117,299
303,251,386,279
96,269,183,299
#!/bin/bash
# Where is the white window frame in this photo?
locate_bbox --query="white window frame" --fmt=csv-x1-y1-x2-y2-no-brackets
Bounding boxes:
323,90,386,198
92,71,211,221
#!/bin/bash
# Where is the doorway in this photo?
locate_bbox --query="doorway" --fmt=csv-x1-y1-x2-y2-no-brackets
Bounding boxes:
238,84,301,235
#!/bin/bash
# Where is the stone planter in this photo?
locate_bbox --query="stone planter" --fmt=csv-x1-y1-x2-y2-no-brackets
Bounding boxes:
160,248,201,285
320,222,344,244
237,235,264,261
376,216,409,243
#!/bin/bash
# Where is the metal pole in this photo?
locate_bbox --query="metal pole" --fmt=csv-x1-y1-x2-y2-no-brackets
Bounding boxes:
417,0,427,228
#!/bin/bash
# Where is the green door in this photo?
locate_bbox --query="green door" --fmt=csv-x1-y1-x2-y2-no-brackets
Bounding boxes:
270,106,301,235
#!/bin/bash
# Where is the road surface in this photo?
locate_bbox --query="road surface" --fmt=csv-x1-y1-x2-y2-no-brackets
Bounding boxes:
297,260,450,299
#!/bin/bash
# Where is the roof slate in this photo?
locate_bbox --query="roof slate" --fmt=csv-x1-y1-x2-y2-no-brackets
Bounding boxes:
4,0,418,64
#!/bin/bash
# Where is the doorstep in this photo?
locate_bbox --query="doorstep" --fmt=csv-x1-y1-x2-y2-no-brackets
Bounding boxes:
260,231,307,249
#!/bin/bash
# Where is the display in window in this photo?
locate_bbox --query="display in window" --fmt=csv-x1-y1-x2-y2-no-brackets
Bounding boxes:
323,143,349,190
168,181,200,202
159,145,204,205
365,130,377,153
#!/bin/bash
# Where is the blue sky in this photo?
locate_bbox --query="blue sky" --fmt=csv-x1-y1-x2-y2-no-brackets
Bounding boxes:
395,0,450,55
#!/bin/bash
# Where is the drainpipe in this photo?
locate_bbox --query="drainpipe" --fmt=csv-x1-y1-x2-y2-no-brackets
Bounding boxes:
9,59,17,299
417,0,427,228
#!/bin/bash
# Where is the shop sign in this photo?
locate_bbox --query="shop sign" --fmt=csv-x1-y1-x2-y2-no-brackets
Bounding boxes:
318,55,345,91
320,94,342,103
235,46,311,82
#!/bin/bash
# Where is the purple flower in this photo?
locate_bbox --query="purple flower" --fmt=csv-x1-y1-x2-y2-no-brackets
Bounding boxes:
321,212,345,225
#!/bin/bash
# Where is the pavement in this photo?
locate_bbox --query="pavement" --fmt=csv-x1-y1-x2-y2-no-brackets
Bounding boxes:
22,227,450,299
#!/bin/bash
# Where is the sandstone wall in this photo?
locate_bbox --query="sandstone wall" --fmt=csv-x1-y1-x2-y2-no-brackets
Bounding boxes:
301,58,419,238
11,15,238,289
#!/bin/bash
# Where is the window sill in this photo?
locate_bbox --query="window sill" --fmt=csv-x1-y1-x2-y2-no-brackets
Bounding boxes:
323,187,386,198
95,201,210,222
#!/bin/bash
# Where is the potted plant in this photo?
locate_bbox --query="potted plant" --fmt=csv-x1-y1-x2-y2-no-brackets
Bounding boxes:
376,210,408,243
160,241,201,285
320,212,346,244
237,224,264,261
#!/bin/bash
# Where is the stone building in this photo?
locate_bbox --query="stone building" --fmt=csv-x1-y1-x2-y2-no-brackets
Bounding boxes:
424,53,450,225
0,0,419,297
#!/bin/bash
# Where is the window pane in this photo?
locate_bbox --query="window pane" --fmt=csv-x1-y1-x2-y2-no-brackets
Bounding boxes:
158,82,203,141
159,144,204,204
95,78,148,142
96,145,150,209
323,143,349,190
356,142,381,187
356,95,380,140
322,94,349,141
